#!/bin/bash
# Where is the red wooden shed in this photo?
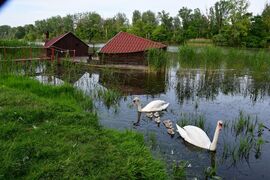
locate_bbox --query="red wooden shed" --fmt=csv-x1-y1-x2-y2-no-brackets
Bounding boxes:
99,32,167,65
44,32,89,58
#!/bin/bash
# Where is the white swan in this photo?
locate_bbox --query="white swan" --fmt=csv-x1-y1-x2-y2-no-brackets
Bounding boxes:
176,121,223,151
132,97,169,113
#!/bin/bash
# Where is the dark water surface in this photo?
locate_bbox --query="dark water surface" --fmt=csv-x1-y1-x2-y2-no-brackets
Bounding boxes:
37,52,270,179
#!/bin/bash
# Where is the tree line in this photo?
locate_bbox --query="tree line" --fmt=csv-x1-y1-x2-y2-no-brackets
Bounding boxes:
0,0,269,48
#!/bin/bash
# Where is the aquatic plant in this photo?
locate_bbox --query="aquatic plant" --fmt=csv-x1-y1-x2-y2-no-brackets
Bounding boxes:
146,132,157,150
178,45,196,62
204,165,217,179
172,161,188,179
221,111,267,166
177,114,206,130
178,45,270,72
147,48,168,71
232,111,257,136
97,88,122,108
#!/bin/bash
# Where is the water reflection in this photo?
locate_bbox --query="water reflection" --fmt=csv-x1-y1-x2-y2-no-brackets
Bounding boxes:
175,68,270,104
99,69,166,95
35,75,64,85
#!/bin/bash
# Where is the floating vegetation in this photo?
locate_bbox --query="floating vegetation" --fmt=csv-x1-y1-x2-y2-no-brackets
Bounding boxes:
147,48,168,71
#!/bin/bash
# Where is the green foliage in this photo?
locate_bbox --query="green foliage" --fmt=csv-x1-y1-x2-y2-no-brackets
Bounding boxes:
0,75,168,179
147,48,167,71
178,45,196,61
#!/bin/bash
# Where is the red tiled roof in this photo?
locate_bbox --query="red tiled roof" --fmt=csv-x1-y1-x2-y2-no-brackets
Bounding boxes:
44,32,69,48
99,32,167,54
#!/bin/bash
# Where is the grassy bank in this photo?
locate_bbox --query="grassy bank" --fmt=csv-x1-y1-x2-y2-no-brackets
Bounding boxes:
0,75,167,179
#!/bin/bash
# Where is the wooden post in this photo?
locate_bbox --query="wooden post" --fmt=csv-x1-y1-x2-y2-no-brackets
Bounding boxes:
51,48,54,62
29,47,32,60
73,50,75,62
23,48,26,64
4,47,6,60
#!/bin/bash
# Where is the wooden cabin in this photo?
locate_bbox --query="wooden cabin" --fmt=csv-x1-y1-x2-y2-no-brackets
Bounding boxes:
44,32,89,58
99,32,167,65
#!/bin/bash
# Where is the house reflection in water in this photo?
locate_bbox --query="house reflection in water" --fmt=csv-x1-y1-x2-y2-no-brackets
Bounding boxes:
72,69,167,96
98,69,166,95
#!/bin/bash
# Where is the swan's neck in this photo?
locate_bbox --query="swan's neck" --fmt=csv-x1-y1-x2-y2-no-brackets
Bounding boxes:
136,103,142,112
209,125,220,151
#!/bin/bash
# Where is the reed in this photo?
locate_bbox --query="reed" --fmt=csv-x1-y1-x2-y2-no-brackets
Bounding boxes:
178,45,270,72
147,48,168,71
221,111,267,165
177,114,206,130
178,45,196,62
97,88,122,108
232,111,257,136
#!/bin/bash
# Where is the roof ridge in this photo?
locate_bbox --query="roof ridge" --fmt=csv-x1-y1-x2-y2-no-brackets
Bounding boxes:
99,31,122,51
99,31,167,54
121,32,165,46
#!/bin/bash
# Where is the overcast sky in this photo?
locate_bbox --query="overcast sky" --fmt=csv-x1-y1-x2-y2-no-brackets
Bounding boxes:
0,0,268,27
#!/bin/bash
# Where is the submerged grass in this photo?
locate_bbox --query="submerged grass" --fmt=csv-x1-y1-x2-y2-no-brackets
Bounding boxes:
177,114,206,131
221,111,267,165
0,75,167,179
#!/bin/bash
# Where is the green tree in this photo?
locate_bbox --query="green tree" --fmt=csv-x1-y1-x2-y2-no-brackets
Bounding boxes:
75,12,103,42
14,26,26,39
132,10,141,25
0,25,12,39
157,10,174,41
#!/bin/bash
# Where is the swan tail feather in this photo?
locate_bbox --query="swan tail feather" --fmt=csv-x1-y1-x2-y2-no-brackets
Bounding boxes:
176,124,188,140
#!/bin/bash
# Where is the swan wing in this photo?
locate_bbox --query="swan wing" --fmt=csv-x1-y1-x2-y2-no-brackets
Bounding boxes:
141,100,169,112
176,124,211,149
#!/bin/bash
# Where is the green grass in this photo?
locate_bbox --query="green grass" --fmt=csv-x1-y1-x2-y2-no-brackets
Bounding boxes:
0,40,43,61
147,48,168,71
0,39,30,47
0,75,167,179
178,45,270,71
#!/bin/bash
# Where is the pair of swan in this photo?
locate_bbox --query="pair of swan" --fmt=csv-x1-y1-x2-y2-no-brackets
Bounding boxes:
133,97,223,151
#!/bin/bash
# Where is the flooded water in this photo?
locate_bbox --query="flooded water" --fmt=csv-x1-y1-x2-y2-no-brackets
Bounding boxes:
36,51,270,179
